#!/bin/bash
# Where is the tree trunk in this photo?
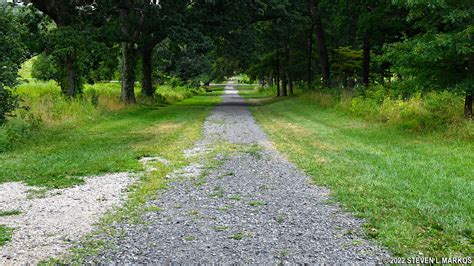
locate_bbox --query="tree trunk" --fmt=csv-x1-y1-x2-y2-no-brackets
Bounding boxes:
121,42,137,104
282,75,288,96
289,75,294,96
64,54,79,97
362,38,371,86
465,91,473,118
307,0,314,90
141,48,154,98
276,52,281,97
313,13,330,87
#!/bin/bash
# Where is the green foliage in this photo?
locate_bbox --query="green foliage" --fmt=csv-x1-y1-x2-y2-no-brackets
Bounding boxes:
0,88,20,126
385,1,473,96
342,86,467,132
0,4,28,125
384,25,474,92
31,53,58,81
0,4,27,88
332,47,363,83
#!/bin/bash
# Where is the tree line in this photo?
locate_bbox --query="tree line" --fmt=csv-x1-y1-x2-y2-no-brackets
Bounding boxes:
0,0,473,119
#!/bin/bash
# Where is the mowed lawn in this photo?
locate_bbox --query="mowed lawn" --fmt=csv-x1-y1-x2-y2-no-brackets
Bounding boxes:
247,93,473,257
0,90,222,189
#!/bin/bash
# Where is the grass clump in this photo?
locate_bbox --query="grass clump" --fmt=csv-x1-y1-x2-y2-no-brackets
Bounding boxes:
183,236,195,241
248,200,265,207
0,225,13,246
249,95,473,257
228,232,244,240
0,210,21,217
228,194,242,201
213,225,229,232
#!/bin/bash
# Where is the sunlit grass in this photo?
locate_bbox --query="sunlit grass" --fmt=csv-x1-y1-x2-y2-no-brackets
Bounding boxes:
0,225,13,247
248,93,473,257
0,83,222,188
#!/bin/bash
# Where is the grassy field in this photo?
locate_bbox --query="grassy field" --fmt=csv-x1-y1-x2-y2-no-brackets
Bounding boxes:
241,87,473,257
0,82,222,188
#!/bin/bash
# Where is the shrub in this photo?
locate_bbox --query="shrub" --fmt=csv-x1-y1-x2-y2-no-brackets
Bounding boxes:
0,88,20,125
347,96,379,119
423,91,464,126
31,54,58,81
0,110,41,151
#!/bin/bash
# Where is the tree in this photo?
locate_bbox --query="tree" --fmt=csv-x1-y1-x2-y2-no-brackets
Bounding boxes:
386,0,474,117
310,0,330,87
30,0,97,96
0,4,27,124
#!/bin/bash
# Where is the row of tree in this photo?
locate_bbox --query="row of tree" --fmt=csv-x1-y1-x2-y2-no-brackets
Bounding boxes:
234,0,473,117
0,0,473,117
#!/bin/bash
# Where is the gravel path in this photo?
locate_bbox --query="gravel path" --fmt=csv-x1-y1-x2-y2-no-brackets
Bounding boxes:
91,84,389,264
0,173,135,265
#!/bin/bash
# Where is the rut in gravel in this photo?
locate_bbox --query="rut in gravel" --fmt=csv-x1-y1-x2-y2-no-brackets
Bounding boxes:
90,84,389,264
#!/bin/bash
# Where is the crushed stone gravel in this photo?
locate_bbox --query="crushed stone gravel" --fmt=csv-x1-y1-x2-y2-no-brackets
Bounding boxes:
89,84,390,264
0,173,135,265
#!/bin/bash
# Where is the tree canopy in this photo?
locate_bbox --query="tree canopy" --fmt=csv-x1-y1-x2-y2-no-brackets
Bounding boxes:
1,0,473,116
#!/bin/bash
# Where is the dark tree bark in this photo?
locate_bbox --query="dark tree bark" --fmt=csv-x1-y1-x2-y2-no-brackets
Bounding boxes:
121,42,137,104
466,56,474,118
307,0,315,90
282,75,288,96
282,34,291,97
465,91,473,119
362,38,371,86
141,48,154,98
289,75,294,96
118,3,145,104
64,54,79,97
380,61,387,85
313,5,330,88
276,52,281,96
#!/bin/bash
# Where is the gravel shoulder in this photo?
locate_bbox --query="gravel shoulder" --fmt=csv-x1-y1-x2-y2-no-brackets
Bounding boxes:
0,173,134,265
90,84,390,264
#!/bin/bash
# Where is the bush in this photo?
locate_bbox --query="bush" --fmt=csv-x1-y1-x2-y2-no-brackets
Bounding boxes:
31,54,58,81
0,88,20,125
0,111,41,151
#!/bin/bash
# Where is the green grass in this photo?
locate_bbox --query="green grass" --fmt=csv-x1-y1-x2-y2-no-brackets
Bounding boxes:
0,210,21,217
0,85,222,188
248,200,265,207
247,93,473,257
237,85,273,99
0,225,13,246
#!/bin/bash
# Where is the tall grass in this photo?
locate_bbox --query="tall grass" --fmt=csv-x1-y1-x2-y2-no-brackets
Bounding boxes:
0,80,206,152
297,86,472,139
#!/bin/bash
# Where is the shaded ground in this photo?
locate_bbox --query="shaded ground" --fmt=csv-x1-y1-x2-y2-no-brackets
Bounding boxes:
90,84,389,264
